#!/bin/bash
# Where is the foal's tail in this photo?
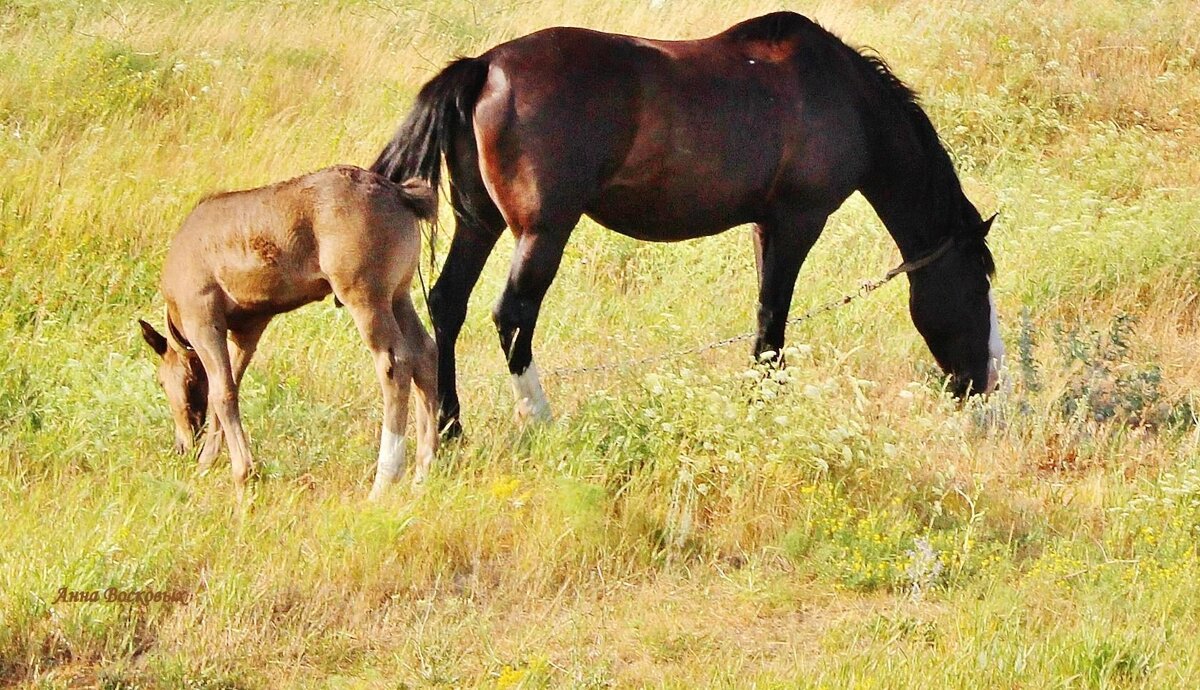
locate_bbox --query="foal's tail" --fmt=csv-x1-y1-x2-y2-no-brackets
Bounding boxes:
370,56,490,198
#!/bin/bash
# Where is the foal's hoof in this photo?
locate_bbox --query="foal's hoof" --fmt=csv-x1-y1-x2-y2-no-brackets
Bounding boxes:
197,444,220,471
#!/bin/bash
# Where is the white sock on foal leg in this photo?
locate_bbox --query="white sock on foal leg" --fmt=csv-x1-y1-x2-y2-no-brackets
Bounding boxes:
511,360,551,422
369,426,405,500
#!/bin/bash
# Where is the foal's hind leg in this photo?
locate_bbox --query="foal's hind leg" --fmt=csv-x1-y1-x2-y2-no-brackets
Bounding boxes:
342,294,413,500
752,210,830,359
394,294,437,486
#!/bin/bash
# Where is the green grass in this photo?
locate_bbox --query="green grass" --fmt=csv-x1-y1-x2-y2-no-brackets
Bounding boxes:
2,0,1200,686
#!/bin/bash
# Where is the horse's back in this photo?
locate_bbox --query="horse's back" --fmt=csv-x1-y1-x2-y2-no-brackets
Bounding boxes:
471,13,872,237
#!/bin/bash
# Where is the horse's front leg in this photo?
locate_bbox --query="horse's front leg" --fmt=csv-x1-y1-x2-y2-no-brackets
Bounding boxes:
492,230,572,424
752,210,830,360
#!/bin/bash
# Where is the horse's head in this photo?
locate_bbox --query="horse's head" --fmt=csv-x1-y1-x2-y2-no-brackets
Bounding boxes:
138,319,208,452
906,213,1002,397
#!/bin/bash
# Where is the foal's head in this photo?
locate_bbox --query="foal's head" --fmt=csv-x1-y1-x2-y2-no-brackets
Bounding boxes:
906,213,1003,397
139,320,208,452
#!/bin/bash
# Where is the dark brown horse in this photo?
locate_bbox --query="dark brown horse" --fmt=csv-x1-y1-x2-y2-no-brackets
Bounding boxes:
372,11,1003,437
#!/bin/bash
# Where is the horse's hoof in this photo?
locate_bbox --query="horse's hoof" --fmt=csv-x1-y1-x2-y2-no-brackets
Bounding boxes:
439,417,464,440
514,400,552,425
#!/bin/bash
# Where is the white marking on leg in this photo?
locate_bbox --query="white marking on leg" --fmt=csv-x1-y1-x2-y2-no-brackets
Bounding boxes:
986,288,1005,393
369,427,405,501
511,360,552,422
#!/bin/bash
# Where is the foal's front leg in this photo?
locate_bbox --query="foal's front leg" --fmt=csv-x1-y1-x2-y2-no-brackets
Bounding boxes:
198,317,270,471
185,317,256,496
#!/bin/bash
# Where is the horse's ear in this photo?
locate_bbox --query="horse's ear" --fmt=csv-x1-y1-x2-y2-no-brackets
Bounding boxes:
139,319,168,358
979,213,998,238
397,178,438,222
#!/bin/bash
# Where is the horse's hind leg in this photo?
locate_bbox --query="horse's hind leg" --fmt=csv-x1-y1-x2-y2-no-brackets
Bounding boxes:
752,209,830,359
342,293,413,500
492,226,576,424
394,294,437,486
428,184,505,439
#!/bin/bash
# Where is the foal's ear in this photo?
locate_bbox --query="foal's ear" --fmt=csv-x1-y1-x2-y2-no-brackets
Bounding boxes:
978,213,998,238
138,319,168,358
397,178,438,221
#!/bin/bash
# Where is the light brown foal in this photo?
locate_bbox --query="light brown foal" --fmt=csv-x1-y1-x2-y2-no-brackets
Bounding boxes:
138,165,438,499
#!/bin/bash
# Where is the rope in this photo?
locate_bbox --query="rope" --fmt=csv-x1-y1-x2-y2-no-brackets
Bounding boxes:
546,237,954,379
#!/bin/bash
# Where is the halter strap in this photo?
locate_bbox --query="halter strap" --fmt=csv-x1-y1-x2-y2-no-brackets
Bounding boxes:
884,236,956,280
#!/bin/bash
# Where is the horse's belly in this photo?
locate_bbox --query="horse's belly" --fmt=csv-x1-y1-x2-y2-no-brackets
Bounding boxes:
585,186,752,241
586,209,739,241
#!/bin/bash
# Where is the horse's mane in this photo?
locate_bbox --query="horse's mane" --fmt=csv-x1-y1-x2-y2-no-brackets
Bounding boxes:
853,51,994,274
725,14,992,271
724,10,813,44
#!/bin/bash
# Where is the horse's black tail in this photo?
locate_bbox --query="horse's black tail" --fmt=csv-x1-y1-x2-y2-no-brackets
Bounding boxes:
370,56,490,194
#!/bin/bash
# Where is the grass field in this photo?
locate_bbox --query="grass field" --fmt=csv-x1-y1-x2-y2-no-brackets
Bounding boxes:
2,0,1199,686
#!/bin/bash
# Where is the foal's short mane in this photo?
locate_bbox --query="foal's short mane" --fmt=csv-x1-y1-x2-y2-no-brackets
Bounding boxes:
198,176,291,205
